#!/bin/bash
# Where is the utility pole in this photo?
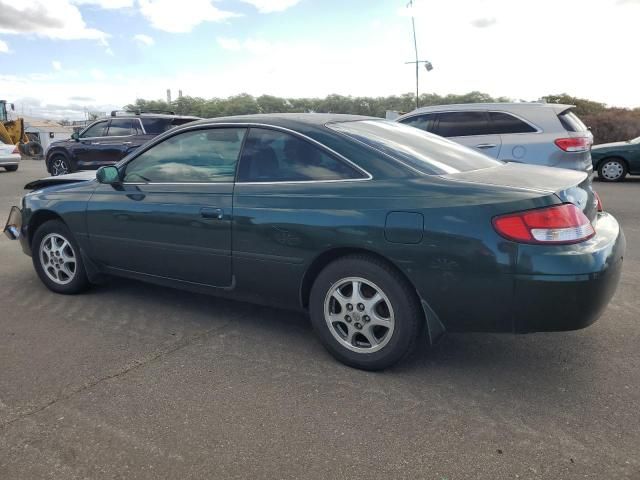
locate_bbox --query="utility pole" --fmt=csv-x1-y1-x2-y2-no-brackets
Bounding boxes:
405,0,433,110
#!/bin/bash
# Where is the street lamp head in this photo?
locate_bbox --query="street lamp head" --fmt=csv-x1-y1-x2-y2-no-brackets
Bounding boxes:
424,61,433,72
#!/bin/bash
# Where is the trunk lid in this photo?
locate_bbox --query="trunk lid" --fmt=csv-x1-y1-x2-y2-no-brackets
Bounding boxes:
444,163,597,221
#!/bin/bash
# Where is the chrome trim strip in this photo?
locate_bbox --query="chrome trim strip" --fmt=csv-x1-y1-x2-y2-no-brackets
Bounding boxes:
117,122,373,185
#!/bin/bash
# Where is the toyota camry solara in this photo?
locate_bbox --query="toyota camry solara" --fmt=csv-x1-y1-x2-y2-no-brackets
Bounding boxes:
3,114,625,370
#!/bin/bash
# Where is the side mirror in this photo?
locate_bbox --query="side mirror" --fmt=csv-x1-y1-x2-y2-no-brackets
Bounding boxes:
96,166,121,185
71,132,79,141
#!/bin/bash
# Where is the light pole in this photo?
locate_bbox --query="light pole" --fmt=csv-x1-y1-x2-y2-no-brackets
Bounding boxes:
405,0,433,110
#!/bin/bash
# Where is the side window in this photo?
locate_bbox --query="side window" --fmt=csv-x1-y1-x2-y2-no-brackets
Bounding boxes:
80,121,108,138
107,119,133,136
140,118,172,134
132,119,144,135
237,128,364,182
123,128,246,183
488,112,537,134
435,111,489,137
399,114,436,133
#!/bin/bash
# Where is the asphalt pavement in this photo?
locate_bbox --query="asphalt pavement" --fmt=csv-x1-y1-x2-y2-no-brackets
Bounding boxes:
0,159,638,479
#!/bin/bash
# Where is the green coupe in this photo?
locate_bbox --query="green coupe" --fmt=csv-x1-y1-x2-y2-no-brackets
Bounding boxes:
4,114,625,370
592,135,640,181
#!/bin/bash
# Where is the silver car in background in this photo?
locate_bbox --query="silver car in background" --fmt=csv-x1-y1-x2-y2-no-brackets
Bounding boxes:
0,143,20,172
396,103,593,172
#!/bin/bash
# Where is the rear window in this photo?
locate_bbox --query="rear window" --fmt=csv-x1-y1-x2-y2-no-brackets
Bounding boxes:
141,117,196,134
558,110,588,132
488,112,537,134
328,120,502,175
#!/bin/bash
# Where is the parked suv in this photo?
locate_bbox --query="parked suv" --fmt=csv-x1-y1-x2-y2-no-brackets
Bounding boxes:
46,112,200,176
396,103,593,172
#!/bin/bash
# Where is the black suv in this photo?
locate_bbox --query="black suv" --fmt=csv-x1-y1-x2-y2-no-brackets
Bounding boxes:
46,112,200,176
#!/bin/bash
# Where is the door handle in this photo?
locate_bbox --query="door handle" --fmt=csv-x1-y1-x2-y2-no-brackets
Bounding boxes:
122,141,133,145
475,143,497,149
90,142,101,145
201,207,224,220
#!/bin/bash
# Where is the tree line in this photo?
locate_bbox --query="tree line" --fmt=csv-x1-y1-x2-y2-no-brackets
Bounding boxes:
125,92,640,144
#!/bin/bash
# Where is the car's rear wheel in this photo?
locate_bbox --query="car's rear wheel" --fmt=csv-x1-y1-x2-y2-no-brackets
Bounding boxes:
598,158,627,182
50,155,70,176
32,220,89,294
309,255,422,370
4,165,18,172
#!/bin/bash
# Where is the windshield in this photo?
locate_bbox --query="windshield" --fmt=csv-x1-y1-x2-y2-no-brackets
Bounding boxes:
327,120,503,175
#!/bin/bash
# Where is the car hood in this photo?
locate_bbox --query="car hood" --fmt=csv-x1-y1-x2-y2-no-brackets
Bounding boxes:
592,141,629,150
24,170,96,190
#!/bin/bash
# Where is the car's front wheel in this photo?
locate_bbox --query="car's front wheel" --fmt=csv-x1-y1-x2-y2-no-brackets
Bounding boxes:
310,255,422,370
4,165,18,172
598,158,627,182
49,155,71,176
32,220,89,294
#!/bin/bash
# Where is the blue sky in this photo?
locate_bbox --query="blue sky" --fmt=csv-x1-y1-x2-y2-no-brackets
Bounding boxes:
1,0,639,120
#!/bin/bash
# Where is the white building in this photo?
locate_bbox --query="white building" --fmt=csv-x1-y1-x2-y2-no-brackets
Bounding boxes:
24,118,74,155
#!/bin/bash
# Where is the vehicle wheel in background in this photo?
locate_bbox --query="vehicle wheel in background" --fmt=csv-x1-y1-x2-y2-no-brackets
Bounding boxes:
4,165,18,172
50,155,71,176
32,220,89,294
309,255,423,371
598,158,627,182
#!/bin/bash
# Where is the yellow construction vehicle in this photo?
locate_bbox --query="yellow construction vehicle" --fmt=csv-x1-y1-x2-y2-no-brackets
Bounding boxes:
1,100,43,156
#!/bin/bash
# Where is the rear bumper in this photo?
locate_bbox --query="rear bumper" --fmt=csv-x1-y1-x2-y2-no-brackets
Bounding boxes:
0,153,20,166
513,212,625,333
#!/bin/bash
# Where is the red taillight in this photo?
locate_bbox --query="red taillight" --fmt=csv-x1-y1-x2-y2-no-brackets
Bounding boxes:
554,137,591,152
12,145,19,154
493,204,595,244
594,191,603,212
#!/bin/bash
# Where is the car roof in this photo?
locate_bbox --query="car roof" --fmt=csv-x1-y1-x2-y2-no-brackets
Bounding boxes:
403,102,574,116
188,113,379,129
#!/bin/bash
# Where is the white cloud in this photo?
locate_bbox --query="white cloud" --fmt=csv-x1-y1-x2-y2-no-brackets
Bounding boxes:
138,0,239,33
133,33,155,46
0,0,108,42
90,68,106,80
0,39,9,53
52,60,62,70
217,36,242,51
71,0,134,8
239,0,300,13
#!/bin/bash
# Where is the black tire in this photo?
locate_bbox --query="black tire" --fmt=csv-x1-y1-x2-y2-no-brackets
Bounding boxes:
598,158,627,182
4,165,18,172
32,220,89,294
309,255,423,371
49,155,71,176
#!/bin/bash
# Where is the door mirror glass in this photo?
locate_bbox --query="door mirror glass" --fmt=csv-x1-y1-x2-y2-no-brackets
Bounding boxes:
96,166,120,184
71,132,79,141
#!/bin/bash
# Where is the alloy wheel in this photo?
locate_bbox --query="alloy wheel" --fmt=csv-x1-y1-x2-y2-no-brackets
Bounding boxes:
51,157,69,176
324,276,395,353
39,233,77,285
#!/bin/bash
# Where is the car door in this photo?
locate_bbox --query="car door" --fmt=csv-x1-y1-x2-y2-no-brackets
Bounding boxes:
486,111,539,163
434,111,502,159
97,118,138,166
232,127,369,307
86,126,247,287
73,120,109,168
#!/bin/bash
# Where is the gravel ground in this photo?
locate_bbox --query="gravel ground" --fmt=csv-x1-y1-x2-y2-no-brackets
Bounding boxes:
1,159,638,479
